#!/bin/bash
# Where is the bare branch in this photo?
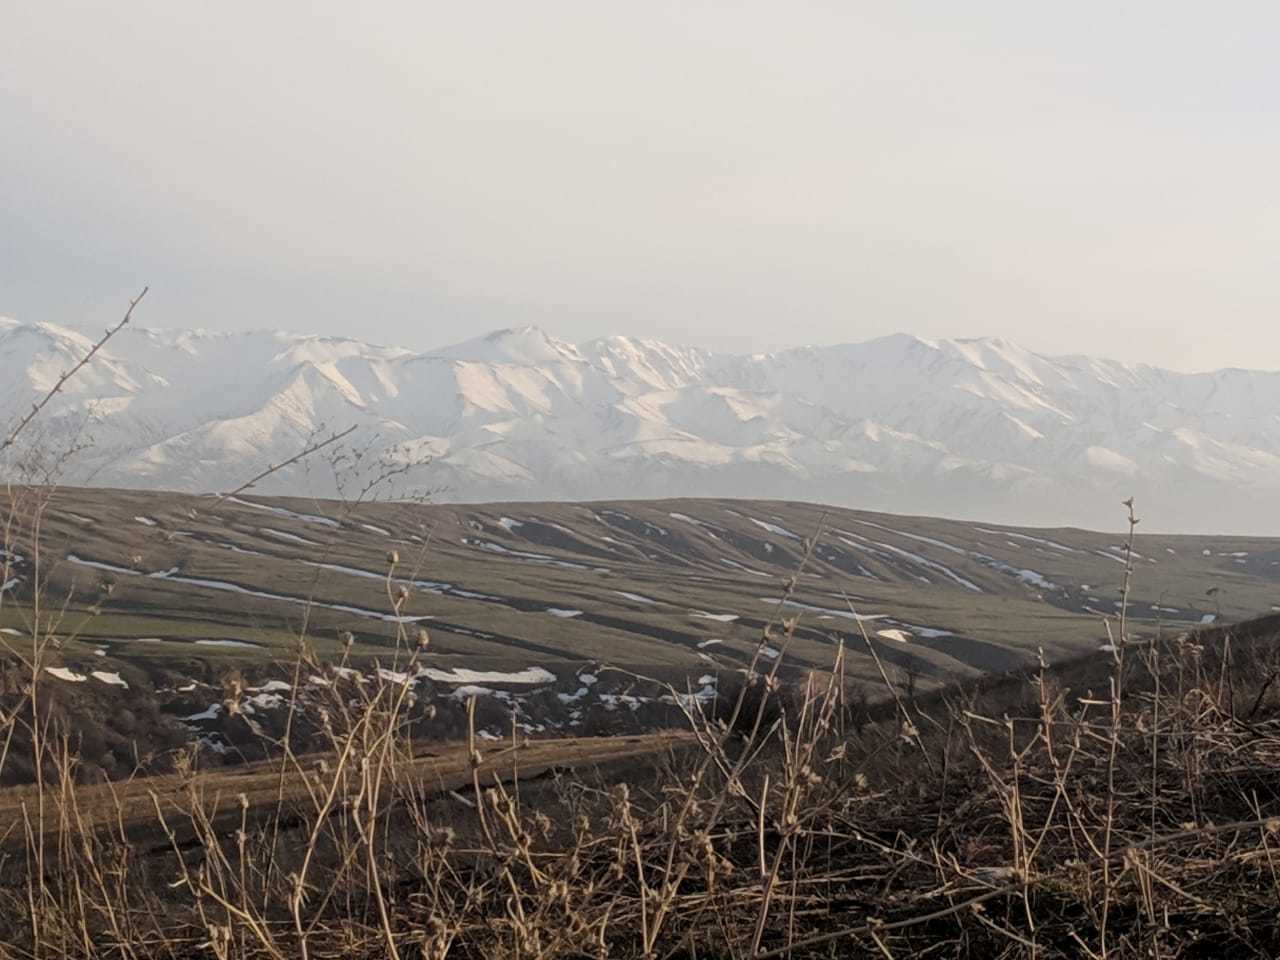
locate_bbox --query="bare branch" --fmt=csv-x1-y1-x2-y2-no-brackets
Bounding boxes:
0,287,148,455
216,424,359,501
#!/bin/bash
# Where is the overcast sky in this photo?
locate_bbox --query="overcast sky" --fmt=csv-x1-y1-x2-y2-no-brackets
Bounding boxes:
3,2,1279,370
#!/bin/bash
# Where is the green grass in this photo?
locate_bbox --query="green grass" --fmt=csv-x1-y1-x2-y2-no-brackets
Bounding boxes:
5,488,1278,691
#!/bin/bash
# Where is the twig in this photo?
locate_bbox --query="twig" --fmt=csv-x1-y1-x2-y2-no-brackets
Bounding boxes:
1,287,148,455
215,424,358,500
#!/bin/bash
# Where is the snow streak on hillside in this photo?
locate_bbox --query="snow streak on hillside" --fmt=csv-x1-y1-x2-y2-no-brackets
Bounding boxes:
3,317,1279,533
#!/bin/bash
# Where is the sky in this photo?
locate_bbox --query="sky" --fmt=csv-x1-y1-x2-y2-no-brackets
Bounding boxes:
3,1,1279,371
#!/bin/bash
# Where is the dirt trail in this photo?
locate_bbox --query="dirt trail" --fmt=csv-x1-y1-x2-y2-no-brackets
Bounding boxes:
0,731,693,853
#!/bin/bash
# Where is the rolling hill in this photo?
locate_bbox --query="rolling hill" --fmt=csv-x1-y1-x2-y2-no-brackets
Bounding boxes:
2,488,1277,769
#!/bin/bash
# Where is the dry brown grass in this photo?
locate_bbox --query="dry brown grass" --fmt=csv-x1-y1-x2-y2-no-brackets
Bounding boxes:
0,566,1278,957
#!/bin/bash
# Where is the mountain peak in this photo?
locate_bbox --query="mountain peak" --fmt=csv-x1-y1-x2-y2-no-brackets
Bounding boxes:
430,325,584,366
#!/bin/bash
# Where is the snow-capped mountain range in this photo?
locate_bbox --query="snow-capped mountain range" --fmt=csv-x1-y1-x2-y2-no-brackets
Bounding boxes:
3,317,1279,534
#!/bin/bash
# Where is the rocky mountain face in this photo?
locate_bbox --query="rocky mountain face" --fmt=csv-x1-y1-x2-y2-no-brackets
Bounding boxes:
3,317,1278,533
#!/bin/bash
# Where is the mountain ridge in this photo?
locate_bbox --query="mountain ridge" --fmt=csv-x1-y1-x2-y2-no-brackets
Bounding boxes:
3,316,1279,534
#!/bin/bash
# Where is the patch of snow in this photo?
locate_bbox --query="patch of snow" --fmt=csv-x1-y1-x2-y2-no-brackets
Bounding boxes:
719,557,771,577
748,518,801,540
497,517,524,532
249,679,292,693
46,667,87,682
598,693,647,712
666,685,718,709
875,629,912,643
306,559,450,592
260,528,319,546
908,626,952,638
547,608,583,618
134,516,157,526
760,597,886,622
225,497,340,527
696,638,722,649
577,673,598,685
1084,445,1140,476
1015,569,1057,590
845,519,966,555
360,522,392,536
839,531,982,592
614,590,657,604
91,670,128,688
66,554,435,624
184,703,222,722
195,638,260,649
419,666,556,685
1090,549,1128,566
1199,613,1217,624
462,538,605,571
975,528,1082,554
690,611,738,622
244,692,284,711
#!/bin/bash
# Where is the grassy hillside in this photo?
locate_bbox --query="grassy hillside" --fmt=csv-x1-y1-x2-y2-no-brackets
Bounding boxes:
5,488,1278,671
3,486,1278,772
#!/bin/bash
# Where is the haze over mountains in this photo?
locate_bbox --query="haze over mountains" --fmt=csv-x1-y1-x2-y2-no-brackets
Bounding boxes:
3,317,1279,534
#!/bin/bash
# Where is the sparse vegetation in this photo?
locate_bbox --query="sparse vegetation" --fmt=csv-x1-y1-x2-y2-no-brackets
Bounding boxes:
4,299,1280,956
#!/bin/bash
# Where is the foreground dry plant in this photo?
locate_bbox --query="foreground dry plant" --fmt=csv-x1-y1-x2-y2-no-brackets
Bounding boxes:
0,588,1278,958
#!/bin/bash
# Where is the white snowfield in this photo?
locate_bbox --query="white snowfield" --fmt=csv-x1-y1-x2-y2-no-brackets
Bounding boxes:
5,319,1280,531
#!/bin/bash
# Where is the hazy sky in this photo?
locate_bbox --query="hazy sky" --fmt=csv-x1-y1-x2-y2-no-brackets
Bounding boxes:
4,2,1279,370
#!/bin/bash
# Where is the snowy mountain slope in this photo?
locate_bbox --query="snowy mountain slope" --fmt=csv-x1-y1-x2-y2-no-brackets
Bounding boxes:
3,317,1279,533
